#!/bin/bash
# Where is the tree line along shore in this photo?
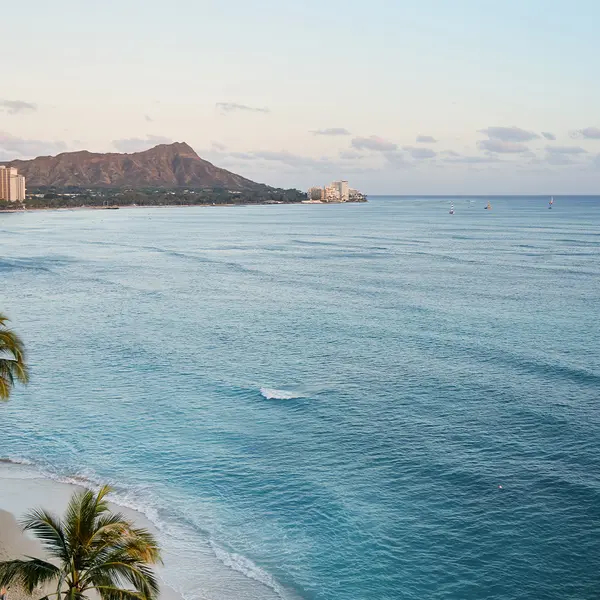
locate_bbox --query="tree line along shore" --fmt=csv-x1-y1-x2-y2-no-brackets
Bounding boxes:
1,186,309,210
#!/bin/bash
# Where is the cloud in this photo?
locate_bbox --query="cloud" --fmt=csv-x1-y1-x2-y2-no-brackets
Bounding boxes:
546,153,574,165
571,127,600,139
339,150,363,160
540,145,587,166
224,149,335,171
227,151,256,160
546,145,587,154
403,146,437,159
479,126,539,142
351,135,397,152
442,153,501,164
416,135,437,143
144,114,153,122
112,135,173,153
440,150,461,157
216,102,270,114
594,154,600,169
253,150,328,168
0,100,37,115
312,128,351,136
541,132,556,140
210,141,227,151
478,139,530,153
384,151,411,169
0,131,67,157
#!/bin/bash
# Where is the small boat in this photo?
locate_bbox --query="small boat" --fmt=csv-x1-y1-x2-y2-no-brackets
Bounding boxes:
484,200,491,210
548,196,554,209
449,203,455,215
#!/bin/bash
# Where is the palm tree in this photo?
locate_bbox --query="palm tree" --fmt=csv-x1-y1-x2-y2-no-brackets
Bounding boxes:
0,313,29,400
0,485,162,600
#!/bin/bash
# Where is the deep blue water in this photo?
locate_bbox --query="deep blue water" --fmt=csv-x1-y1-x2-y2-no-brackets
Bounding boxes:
1,196,600,600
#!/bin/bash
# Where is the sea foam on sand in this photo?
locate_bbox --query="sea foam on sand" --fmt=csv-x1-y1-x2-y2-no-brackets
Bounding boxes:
0,461,293,600
0,462,182,600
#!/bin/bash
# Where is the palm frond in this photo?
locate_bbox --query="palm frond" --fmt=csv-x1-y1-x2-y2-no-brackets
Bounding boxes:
3,485,161,600
117,529,161,565
0,375,11,400
63,488,102,552
0,314,29,400
0,558,60,592
21,509,69,562
84,560,159,599
92,586,146,600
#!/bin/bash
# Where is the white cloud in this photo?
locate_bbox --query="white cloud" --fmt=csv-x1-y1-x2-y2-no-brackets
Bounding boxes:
0,100,37,115
223,149,335,171
571,127,600,139
339,150,363,159
312,128,351,136
546,145,587,155
0,131,67,157
403,146,437,159
442,153,501,164
479,126,539,142
478,139,530,153
216,102,270,114
546,154,574,165
415,135,437,143
384,151,411,169
351,136,397,152
112,135,173,152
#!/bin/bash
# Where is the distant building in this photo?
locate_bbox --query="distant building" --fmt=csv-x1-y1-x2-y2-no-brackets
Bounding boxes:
0,166,26,201
308,186,324,201
324,185,340,202
307,180,363,203
332,180,349,202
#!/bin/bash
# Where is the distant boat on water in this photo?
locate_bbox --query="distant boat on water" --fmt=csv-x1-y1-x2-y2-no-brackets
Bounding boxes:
449,203,455,215
484,200,491,210
549,196,554,209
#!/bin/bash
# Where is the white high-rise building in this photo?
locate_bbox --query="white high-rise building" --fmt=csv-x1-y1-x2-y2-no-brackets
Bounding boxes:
324,185,340,202
332,180,349,202
0,166,26,201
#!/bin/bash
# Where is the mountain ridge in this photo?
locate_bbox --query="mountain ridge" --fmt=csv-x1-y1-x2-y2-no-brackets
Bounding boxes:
5,142,265,190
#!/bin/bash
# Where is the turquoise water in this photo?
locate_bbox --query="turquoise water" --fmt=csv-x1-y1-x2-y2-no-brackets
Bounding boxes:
1,197,600,600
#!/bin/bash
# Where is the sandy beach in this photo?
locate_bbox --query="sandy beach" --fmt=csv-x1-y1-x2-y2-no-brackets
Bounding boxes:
0,465,182,600
0,510,44,600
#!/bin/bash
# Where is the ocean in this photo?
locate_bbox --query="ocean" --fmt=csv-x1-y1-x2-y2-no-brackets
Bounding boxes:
1,196,599,600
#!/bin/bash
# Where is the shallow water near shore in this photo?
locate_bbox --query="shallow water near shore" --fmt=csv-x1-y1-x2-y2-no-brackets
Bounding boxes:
1,197,600,600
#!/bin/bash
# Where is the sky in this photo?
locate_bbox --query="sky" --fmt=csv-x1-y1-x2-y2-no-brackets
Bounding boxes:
1,0,600,194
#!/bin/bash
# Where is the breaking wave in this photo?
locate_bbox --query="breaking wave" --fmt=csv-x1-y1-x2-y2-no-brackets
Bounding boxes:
259,388,304,400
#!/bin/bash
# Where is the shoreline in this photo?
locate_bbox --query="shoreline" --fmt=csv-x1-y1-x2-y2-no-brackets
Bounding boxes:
0,476,185,600
0,200,367,214
0,463,187,600
0,460,292,600
0,510,46,600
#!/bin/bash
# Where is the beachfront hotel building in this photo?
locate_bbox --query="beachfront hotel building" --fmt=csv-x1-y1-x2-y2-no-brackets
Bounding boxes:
308,186,325,201
334,180,349,202
0,166,26,201
308,180,352,203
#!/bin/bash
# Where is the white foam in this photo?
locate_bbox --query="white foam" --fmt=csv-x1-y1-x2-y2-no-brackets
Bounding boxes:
259,388,303,400
210,540,290,599
0,456,34,466
0,458,292,600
